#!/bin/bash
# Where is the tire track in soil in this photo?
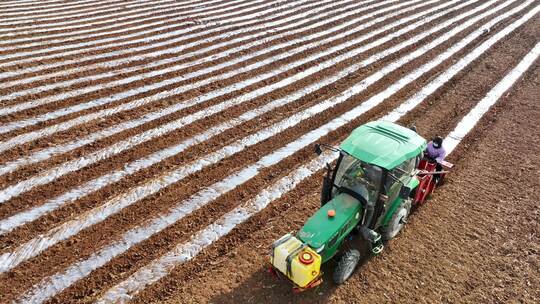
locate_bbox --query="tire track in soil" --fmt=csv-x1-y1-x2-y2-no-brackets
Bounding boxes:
0,1,506,300
2,3,532,302
127,17,540,304
0,0,492,248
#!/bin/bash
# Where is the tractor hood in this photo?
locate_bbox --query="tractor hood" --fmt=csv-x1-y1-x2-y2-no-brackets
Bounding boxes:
298,193,362,251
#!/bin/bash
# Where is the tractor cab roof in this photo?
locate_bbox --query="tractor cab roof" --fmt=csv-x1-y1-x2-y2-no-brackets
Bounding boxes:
340,121,427,170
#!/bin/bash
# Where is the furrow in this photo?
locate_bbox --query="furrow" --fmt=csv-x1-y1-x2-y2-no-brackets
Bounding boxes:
94,19,540,304
0,0,170,24
0,0,476,235
1,0,529,284
0,0,260,33
0,0,485,208
0,0,378,110
0,0,404,147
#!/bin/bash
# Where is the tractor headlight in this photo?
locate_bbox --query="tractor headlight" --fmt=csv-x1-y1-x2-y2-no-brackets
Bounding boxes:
315,244,325,253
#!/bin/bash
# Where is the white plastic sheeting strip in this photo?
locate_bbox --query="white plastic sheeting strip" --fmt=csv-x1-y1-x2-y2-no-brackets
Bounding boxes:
0,0,463,234
10,3,533,300
0,0,289,54
95,21,540,304
0,0,125,11
0,0,489,150
0,0,498,273
0,0,166,23
0,0,344,90
0,0,393,173
444,42,540,153
0,0,268,47
0,0,385,113
0,0,484,205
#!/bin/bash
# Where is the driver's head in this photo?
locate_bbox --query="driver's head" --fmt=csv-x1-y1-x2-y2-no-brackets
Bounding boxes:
354,166,365,178
432,136,443,148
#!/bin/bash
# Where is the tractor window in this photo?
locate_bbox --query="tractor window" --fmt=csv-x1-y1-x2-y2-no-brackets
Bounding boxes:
333,154,382,204
385,157,416,193
401,157,416,174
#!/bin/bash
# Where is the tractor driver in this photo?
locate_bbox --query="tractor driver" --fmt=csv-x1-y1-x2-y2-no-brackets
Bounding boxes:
343,163,380,204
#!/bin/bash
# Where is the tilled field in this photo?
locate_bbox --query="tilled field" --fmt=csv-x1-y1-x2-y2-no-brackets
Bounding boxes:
0,0,538,303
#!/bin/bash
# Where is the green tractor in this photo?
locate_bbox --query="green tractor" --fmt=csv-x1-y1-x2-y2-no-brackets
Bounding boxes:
269,121,452,290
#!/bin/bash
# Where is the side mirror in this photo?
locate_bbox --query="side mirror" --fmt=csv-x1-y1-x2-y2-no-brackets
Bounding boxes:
399,186,412,199
314,144,323,155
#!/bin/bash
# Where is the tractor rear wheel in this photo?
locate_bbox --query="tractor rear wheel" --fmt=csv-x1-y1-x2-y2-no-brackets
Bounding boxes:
333,249,361,284
382,199,412,240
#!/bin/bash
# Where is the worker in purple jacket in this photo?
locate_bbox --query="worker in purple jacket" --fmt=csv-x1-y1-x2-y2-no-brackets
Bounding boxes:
425,136,446,163
424,136,446,184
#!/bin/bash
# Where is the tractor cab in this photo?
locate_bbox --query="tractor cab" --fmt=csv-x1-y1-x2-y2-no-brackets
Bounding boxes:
270,121,450,290
330,120,426,205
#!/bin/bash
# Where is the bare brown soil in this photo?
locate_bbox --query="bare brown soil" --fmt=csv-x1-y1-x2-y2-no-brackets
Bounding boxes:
138,40,540,304
0,1,538,303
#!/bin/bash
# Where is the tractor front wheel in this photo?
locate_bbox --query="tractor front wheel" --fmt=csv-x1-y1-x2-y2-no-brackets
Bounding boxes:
333,249,361,284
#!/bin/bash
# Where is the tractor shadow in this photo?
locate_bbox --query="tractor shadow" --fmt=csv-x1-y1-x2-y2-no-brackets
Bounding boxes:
210,239,371,304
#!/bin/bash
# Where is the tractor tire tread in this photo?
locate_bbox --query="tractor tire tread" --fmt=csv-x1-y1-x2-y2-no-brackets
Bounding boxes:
333,249,361,285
